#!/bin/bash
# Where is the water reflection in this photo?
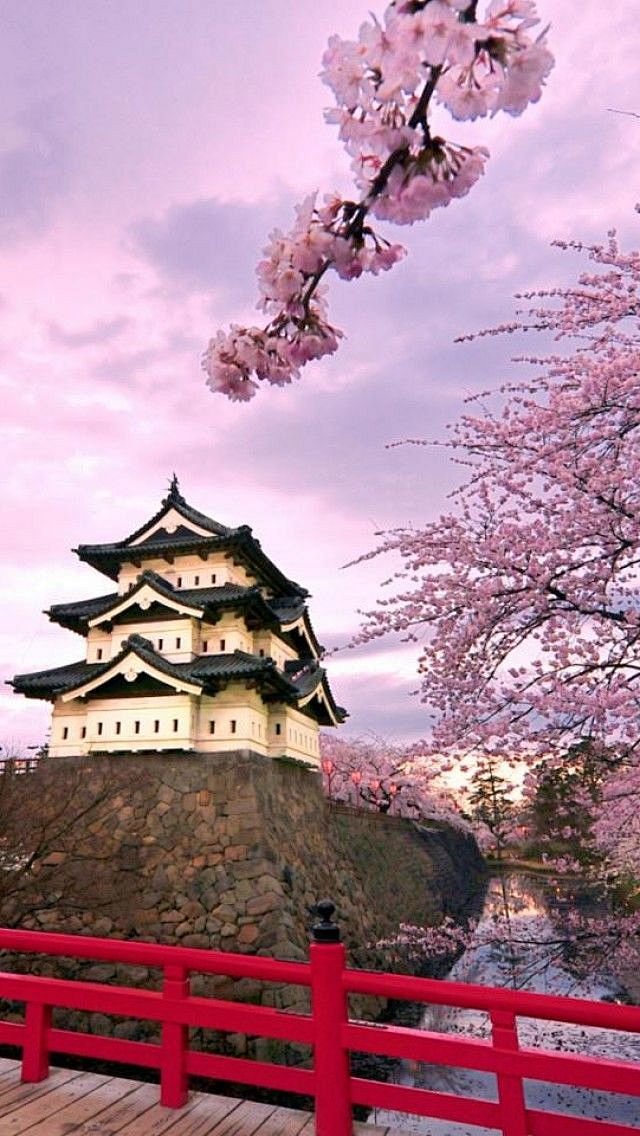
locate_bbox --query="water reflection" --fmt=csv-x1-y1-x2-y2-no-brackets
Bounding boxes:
372,873,640,1135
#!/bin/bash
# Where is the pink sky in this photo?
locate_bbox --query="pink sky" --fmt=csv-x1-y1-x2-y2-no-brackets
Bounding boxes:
1,1,639,750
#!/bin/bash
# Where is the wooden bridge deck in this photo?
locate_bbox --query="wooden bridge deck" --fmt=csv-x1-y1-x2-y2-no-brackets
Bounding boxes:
0,1058,403,1135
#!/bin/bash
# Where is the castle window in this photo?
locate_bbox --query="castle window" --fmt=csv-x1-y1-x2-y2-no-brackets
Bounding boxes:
177,576,182,587
97,722,103,736
62,726,69,740
194,575,200,586
220,638,226,651
158,638,163,650
275,723,281,736
96,648,103,660
202,640,208,652
209,720,216,734
134,721,140,735
154,720,160,733
211,573,217,584
173,719,179,732
230,719,237,734
81,727,86,739
176,637,181,649
259,649,264,657
116,722,122,735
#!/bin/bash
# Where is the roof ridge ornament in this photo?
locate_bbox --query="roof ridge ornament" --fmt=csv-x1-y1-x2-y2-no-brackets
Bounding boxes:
164,473,185,507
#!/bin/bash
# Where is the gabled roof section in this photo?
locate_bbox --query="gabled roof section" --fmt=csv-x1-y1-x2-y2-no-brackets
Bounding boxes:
47,571,314,640
10,637,303,704
73,479,308,598
121,476,230,545
86,571,206,629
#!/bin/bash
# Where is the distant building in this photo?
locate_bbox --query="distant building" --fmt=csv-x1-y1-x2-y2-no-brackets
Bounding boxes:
11,478,346,763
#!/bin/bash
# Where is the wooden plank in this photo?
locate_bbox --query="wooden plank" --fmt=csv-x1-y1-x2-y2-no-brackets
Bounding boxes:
204,1098,276,1135
355,1123,392,1136
0,1062,411,1136
0,1057,20,1076
0,1067,84,1114
52,1081,160,1135
16,1073,143,1135
250,1104,312,1135
1,1070,117,1134
143,1093,244,1136
294,1118,314,1135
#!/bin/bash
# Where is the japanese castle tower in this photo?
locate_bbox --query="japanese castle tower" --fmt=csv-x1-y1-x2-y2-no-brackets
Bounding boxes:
11,479,346,763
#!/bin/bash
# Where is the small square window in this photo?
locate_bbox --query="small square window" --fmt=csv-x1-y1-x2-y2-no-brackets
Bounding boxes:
211,573,217,584
177,576,182,587
96,648,103,660
134,721,140,735
173,719,179,732
62,726,69,740
158,638,163,650
275,723,282,736
116,722,122,735
202,640,208,652
154,720,160,733
176,637,181,649
81,727,86,739
97,722,103,736
220,638,226,651
259,648,265,657
209,720,216,735
194,575,200,586
230,719,237,734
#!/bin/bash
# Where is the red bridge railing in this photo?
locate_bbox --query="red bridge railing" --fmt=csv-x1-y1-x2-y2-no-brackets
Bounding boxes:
0,901,638,1136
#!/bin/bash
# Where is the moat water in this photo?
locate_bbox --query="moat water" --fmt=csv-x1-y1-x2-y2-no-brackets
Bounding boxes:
373,873,640,1133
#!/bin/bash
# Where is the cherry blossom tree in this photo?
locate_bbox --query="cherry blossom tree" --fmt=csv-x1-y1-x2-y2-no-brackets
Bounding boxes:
355,229,640,879
319,732,467,827
203,0,553,401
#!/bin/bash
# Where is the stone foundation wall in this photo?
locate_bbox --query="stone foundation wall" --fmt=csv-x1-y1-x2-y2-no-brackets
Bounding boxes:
3,751,484,1055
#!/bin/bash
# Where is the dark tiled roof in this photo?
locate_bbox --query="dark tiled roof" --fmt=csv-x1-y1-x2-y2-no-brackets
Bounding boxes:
75,524,307,598
10,658,104,697
47,570,313,642
11,638,297,701
47,592,119,632
72,483,306,596
268,596,308,623
284,660,347,723
284,659,323,697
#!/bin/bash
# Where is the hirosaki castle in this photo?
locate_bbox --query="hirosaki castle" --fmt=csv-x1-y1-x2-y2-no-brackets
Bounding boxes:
11,479,346,764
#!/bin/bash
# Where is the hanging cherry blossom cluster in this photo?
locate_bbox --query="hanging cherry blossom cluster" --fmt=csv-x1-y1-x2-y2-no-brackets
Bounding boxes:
203,0,553,401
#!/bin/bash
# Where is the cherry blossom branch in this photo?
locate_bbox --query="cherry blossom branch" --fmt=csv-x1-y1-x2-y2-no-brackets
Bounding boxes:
353,228,640,877
202,0,554,400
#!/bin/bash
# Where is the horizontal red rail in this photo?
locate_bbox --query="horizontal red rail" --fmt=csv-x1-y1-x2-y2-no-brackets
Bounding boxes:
0,924,637,1136
0,927,309,985
344,967,640,1032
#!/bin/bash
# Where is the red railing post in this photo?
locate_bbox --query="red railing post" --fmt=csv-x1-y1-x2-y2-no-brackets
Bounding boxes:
22,1001,52,1083
490,1008,528,1136
310,900,352,1136
160,964,190,1107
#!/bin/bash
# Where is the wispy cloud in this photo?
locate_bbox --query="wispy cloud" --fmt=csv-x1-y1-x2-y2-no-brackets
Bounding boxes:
0,102,72,245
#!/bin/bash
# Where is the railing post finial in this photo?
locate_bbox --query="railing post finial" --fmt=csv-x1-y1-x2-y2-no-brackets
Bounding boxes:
312,899,341,943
